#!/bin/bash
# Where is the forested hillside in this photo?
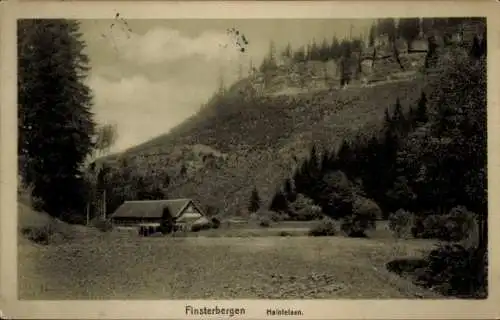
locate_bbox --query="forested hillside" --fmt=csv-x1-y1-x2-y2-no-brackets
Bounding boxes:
94,18,485,222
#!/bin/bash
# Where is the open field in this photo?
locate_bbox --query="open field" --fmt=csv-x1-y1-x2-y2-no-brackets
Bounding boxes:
19,230,442,300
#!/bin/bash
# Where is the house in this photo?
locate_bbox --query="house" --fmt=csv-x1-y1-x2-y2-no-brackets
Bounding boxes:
110,198,208,234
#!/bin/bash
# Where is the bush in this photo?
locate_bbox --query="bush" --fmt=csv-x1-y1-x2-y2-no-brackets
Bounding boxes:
289,194,323,221
259,217,271,228
416,244,487,298
308,218,337,237
412,207,477,242
389,209,414,238
446,206,477,242
90,218,113,232
210,217,221,229
21,221,76,245
255,209,284,222
341,196,380,237
31,196,45,212
21,224,55,245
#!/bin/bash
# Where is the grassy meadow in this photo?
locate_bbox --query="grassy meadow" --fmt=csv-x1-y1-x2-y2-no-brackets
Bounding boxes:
18,212,443,300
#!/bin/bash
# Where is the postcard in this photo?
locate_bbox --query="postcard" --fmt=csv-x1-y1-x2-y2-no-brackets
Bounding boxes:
1,1,498,319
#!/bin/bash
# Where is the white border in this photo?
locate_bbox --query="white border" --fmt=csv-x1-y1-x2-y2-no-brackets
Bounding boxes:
1,1,499,319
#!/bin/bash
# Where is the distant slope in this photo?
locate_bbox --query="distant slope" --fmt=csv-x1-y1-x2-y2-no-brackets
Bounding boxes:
109,70,435,217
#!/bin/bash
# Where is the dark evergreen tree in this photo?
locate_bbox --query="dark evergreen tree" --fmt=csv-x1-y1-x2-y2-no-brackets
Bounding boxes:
269,189,288,212
415,91,429,124
421,18,434,36
425,35,439,69
284,178,296,202
330,37,341,60
293,46,307,62
282,42,292,58
470,35,486,59
391,98,406,134
377,18,397,43
319,39,330,62
398,18,421,51
368,23,377,47
18,19,96,220
248,187,261,213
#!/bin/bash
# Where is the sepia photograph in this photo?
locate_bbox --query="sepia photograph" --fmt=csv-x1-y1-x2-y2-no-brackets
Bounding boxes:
1,1,495,317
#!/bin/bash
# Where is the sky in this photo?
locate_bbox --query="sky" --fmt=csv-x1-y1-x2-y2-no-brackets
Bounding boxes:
80,19,374,153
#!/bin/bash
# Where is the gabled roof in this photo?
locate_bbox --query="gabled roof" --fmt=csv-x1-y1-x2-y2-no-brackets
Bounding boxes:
110,199,203,219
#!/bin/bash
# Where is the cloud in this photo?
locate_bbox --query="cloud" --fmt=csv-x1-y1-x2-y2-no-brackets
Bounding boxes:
110,26,243,65
87,73,214,152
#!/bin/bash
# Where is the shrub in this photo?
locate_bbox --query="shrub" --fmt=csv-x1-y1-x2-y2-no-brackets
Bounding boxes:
21,224,55,245
446,206,477,242
210,217,221,229
31,196,45,212
341,196,380,237
90,218,113,232
289,194,323,221
416,244,487,298
412,207,477,242
20,221,76,245
259,217,271,228
255,209,284,222
308,218,337,237
389,209,414,238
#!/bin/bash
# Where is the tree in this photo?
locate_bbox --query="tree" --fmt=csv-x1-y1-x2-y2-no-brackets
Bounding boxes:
269,189,288,213
377,18,397,43
284,178,296,202
18,19,96,220
425,35,439,69
415,91,429,124
330,37,341,60
309,39,320,61
368,23,377,47
282,42,292,58
293,46,306,63
248,187,261,213
341,196,381,237
94,124,118,158
421,18,434,36
315,170,355,219
319,39,330,62
471,35,486,59
391,98,406,133
398,18,421,51
160,207,175,234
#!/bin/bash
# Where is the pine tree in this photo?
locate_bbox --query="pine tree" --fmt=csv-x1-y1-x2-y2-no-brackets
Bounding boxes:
248,187,261,213
368,23,377,47
416,91,429,124
330,37,341,60
18,19,96,220
425,35,439,69
284,178,296,202
470,35,485,59
377,18,397,43
282,42,292,58
269,189,288,212
391,98,405,132
320,39,330,61
398,18,421,51
384,107,392,125
310,40,320,61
